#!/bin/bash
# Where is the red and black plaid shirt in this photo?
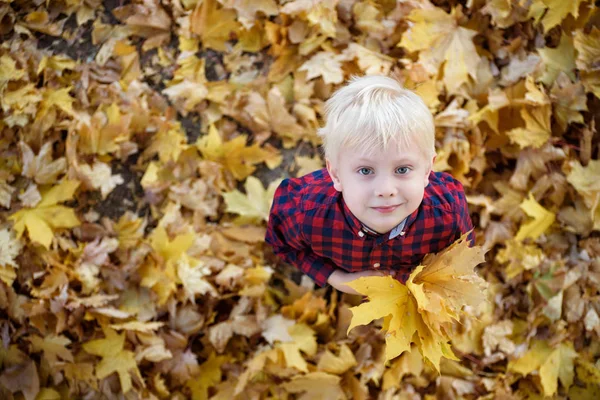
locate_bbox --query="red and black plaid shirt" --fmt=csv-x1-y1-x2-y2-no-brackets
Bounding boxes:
265,168,474,287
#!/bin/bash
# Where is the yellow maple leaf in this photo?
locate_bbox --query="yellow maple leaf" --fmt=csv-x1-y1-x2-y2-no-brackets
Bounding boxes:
277,322,317,373
0,54,26,87
575,359,600,386
339,42,394,76
234,348,280,395
508,340,578,396
382,344,424,390
23,10,65,36
524,75,551,105
113,212,146,249
176,253,217,301
480,0,516,28
409,235,488,324
399,7,481,94
294,154,324,177
316,343,357,374
550,74,588,132
537,34,576,86
574,27,600,72
19,141,66,185
282,372,345,400
414,79,443,110
566,160,600,230
163,55,208,114
506,105,552,149
222,176,281,224
62,362,96,390
113,41,142,85
496,240,545,279
279,342,309,372
515,194,556,241
29,334,74,365
36,388,61,400
346,235,486,370
144,125,188,163
190,0,240,51
298,51,344,84
353,0,385,34
432,133,472,183
569,384,600,400
574,27,600,98
537,0,586,33
186,352,230,400
267,86,314,149
280,0,338,37
77,103,132,156
140,226,195,305
197,124,280,181
220,0,278,29
112,2,171,51
235,24,269,52
347,278,418,358
82,327,143,393
36,55,78,76
2,83,42,127
150,226,194,264
9,180,80,249
38,86,75,118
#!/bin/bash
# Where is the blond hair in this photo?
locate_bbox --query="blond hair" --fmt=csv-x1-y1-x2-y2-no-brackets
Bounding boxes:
318,75,435,164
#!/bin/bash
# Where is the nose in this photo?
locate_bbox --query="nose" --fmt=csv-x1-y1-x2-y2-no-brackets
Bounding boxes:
374,175,398,197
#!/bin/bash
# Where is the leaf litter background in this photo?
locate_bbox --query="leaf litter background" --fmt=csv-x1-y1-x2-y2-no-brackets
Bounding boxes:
1,0,600,399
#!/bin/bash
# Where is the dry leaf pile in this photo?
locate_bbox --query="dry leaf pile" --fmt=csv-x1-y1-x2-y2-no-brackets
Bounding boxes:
0,0,599,399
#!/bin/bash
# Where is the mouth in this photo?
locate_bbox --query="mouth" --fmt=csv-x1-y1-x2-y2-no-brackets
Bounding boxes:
372,205,400,213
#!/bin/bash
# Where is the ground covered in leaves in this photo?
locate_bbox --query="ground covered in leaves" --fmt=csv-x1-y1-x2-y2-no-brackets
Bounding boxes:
1,0,600,399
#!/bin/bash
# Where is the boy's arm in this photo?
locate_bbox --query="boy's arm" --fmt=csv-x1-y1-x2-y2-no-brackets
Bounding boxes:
271,245,338,287
454,185,475,245
265,179,338,287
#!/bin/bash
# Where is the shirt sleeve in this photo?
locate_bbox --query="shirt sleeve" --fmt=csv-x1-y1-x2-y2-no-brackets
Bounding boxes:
265,179,338,287
453,182,475,246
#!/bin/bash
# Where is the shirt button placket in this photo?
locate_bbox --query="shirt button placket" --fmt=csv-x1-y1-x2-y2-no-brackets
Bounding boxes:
370,245,382,269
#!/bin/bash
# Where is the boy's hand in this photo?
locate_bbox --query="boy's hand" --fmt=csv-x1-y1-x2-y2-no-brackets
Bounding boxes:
327,269,390,295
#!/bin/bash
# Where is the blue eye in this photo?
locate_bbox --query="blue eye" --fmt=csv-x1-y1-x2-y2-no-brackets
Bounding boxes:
396,167,410,174
358,167,373,175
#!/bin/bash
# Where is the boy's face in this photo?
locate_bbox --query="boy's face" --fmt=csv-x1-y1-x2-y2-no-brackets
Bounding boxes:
326,139,435,234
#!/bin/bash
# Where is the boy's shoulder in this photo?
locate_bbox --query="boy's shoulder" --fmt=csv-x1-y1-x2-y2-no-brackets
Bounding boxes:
274,168,337,213
422,171,467,211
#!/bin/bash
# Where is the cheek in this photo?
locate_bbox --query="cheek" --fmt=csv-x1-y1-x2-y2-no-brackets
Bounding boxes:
345,184,370,205
403,180,426,198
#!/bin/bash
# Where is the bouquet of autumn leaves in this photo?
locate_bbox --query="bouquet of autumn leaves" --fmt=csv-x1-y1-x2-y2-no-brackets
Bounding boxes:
346,234,488,372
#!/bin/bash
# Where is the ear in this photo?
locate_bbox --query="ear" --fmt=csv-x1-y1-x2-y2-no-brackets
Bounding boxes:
326,158,343,192
424,154,436,187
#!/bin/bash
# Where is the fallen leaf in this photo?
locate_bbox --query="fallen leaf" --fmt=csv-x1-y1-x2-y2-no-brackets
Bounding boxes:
399,7,481,94
222,176,281,223
515,194,556,241
190,0,240,51
82,327,144,393
9,180,80,249
281,371,345,400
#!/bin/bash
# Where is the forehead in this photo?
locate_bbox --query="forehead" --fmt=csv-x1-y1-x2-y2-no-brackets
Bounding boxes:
342,140,428,163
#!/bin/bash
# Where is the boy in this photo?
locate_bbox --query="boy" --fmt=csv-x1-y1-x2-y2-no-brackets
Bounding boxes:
265,76,474,295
